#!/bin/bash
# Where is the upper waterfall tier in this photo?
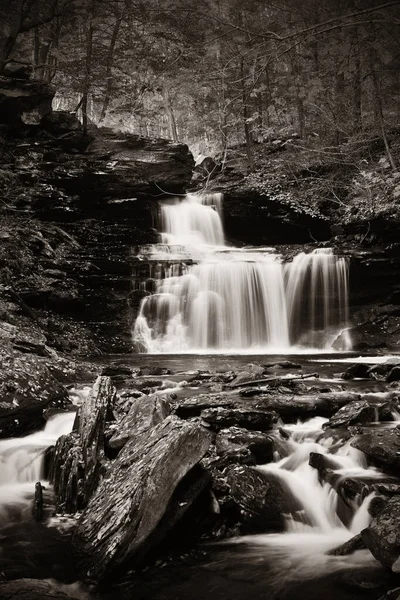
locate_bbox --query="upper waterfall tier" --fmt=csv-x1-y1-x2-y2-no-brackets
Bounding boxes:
132,194,351,353
160,193,224,246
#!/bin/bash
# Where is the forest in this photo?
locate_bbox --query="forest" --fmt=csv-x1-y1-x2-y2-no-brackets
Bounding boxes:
2,0,399,161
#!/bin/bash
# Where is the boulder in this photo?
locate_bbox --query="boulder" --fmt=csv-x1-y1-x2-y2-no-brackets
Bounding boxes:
342,363,371,380
351,428,400,474
201,407,279,431
362,497,400,572
324,399,395,429
215,427,274,464
226,465,300,533
73,416,210,582
0,350,70,437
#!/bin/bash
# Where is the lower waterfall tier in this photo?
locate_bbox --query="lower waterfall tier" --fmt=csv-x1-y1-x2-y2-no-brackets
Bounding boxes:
133,248,351,353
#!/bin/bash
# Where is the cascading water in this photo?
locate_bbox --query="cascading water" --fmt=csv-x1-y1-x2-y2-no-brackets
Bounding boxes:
132,193,351,353
0,412,75,522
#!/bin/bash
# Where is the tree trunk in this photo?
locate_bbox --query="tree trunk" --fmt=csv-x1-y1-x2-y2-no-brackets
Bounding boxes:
82,0,95,133
240,58,255,171
99,17,122,123
352,26,362,132
163,84,179,142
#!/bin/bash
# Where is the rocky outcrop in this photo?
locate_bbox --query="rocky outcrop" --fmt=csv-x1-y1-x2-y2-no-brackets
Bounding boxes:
0,76,54,125
73,416,210,582
0,348,70,437
351,428,400,474
51,376,116,512
362,497,400,572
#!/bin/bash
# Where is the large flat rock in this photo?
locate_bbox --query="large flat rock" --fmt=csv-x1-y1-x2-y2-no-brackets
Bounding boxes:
73,416,210,582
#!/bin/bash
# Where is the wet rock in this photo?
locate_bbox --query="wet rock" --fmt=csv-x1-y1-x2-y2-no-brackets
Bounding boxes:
309,452,343,475
324,399,395,429
73,416,210,582
108,394,171,450
362,496,400,572
351,428,400,474
0,579,69,599
342,363,371,380
216,427,274,464
226,465,299,533
101,364,136,378
201,407,279,432
176,393,235,418
0,350,70,438
225,363,265,387
387,367,400,383
328,533,366,555
51,376,116,512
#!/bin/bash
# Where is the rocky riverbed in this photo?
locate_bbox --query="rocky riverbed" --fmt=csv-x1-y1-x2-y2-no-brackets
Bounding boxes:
1,341,400,599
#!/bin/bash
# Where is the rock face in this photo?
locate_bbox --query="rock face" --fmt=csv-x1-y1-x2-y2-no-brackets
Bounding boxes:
0,74,194,353
0,76,54,125
351,428,400,474
51,376,115,512
73,416,210,582
362,497,400,572
0,349,70,437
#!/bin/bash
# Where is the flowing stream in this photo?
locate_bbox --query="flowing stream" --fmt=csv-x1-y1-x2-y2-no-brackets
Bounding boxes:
133,193,351,353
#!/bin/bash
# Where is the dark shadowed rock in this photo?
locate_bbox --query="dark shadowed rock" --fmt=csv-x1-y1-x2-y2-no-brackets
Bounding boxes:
73,416,210,582
226,465,301,534
309,452,343,475
362,497,400,572
216,427,274,464
201,407,279,431
342,363,371,380
351,428,400,474
41,111,82,136
0,579,69,599
387,367,400,383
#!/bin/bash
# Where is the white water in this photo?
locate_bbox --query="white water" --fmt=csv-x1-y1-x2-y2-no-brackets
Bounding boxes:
0,412,75,521
227,416,386,585
133,193,351,353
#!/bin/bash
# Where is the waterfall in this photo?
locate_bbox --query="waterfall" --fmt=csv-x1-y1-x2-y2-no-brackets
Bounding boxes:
132,193,351,353
0,412,75,522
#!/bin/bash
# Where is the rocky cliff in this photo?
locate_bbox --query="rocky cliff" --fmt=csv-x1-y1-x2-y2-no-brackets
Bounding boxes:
0,76,194,354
